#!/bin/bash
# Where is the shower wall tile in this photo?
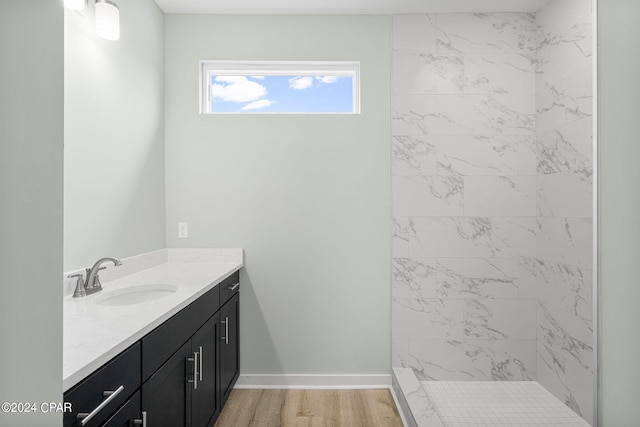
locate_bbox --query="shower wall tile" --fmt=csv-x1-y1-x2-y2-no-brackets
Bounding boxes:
538,172,592,219
435,13,537,54
391,9,593,413
534,0,593,422
393,135,537,177
393,258,438,299
565,218,592,269
536,0,592,84
464,176,536,217
393,216,410,258
392,94,534,136
393,339,410,367
464,54,535,95
393,53,465,94
537,118,593,175
393,14,437,53
537,301,593,423
436,135,520,176
393,175,464,216
436,257,518,299
393,298,464,340
393,135,438,176
519,258,592,321
409,217,536,258
518,136,538,175
463,299,537,340
407,339,536,381
536,217,593,269
536,66,593,132
537,217,566,263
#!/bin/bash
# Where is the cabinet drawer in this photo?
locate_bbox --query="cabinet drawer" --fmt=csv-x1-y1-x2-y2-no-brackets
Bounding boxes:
101,390,142,427
63,342,141,427
219,270,240,305
142,284,219,381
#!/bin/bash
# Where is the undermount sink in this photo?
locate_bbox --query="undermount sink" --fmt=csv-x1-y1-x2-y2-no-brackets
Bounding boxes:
95,284,178,306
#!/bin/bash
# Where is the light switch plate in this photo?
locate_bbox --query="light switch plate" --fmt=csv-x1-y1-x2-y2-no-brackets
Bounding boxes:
178,222,188,239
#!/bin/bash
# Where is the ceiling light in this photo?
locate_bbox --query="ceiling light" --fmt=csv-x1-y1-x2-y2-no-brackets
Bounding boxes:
95,0,120,41
64,0,86,10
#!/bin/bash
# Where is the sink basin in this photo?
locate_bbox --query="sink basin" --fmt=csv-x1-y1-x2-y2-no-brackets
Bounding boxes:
95,284,178,306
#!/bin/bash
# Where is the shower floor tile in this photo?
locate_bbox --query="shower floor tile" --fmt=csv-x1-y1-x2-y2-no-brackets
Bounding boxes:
421,381,590,427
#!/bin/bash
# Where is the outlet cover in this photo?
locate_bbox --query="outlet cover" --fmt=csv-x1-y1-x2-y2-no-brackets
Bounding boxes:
178,222,188,239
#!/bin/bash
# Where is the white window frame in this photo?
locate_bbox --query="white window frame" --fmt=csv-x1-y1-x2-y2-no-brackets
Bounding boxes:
199,60,361,114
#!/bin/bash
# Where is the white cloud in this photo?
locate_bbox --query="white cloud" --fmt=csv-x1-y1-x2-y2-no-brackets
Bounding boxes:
241,99,275,111
316,76,340,84
289,76,314,90
215,76,249,84
249,76,265,80
211,76,267,103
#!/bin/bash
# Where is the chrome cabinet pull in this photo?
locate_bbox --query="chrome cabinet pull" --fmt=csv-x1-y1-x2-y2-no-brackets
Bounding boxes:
221,317,229,344
77,385,125,426
227,283,240,291
187,353,199,389
198,346,203,381
133,411,147,427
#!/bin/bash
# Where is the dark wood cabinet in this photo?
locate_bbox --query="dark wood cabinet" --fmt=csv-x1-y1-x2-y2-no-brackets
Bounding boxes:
191,313,220,427
63,343,141,427
142,341,192,427
101,390,143,427
63,269,240,427
219,293,239,407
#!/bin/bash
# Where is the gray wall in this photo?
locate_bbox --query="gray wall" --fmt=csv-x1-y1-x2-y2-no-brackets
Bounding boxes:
0,1,63,426
165,15,392,376
598,0,640,425
64,0,166,272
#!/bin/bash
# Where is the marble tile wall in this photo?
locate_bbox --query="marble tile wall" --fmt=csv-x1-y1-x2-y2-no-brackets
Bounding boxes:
391,3,594,424
535,0,593,423
392,12,539,382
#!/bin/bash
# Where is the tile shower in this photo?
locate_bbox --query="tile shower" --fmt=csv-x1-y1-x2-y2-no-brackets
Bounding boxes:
391,0,593,425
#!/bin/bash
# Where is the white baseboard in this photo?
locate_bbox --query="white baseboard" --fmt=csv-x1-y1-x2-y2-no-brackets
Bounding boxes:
235,374,392,389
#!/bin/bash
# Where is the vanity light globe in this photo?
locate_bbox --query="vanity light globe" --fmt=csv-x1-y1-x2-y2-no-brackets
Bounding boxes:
95,0,120,41
64,0,86,10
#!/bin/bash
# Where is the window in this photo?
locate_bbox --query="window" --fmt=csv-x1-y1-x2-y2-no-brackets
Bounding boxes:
200,61,360,114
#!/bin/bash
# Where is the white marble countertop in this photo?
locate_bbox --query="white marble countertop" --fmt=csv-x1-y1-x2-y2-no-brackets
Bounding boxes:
63,248,243,392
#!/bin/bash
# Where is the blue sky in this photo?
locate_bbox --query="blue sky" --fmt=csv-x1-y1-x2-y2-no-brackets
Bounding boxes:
209,75,353,113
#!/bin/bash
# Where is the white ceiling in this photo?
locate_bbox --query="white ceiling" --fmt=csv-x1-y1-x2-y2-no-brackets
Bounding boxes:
154,0,551,15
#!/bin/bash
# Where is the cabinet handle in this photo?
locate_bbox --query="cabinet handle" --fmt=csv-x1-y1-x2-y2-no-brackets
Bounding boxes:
77,385,124,426
221,317,229,345
198,346,203,381
187,353,198,390
133,411,147,427
227,282,240,291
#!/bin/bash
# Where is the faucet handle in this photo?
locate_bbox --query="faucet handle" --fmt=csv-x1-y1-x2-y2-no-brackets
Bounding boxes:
93,266,108,291
69,273,86,298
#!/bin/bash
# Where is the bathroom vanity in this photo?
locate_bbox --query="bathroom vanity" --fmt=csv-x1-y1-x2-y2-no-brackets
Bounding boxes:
62,249,242,427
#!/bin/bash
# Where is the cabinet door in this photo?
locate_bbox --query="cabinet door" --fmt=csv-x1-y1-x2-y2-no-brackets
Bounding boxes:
191,313,219,427
219,293,239,406
102,390,142,427
142,341,192,427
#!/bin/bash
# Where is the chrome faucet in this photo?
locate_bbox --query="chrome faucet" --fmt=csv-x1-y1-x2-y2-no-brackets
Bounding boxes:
69,257,122,298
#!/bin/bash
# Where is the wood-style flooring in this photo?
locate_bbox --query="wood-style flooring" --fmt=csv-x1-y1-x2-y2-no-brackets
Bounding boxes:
214,389,404,427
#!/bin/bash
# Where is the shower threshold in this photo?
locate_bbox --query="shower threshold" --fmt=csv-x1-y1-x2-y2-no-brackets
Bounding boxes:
392,368,590,427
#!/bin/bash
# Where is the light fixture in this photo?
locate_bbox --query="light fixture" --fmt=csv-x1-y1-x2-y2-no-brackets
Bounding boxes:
95,0,120,41
64,0,86,10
